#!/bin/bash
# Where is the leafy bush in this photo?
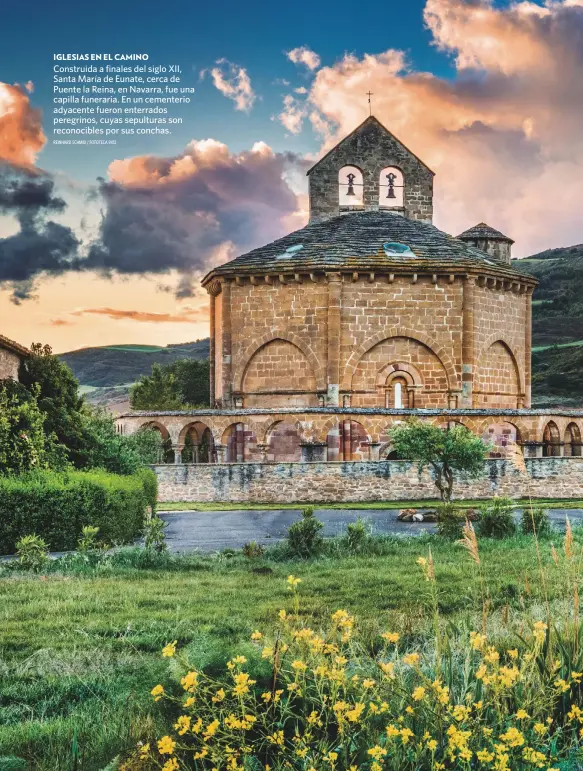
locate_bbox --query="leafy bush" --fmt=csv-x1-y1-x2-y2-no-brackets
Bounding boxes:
0,469,156,554
77,525,102,552
81,409,162,475
15,534,48,571
0,379,54,474
343,518,371,553
521,506,552,537
144,515,168,553
286,506,324,558
242,541,266,559
436,503,466,540
476,497,517,539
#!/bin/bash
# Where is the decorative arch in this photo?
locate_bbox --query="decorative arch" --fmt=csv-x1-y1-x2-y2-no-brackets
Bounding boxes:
235,332,325,392
565,422,582,457
264,420,303,462
221,422,259,462
138,420,173,463
542,421,561,457
379,166,404,207
317,415,378,444
338,164,364,207
475,335,525,395
179,421,215,463
342,327,458,392
138,419,170,440
326,419,372,461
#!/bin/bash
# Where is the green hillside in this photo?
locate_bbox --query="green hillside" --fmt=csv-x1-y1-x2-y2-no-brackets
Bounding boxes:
60,339,210,388
513,243,583,407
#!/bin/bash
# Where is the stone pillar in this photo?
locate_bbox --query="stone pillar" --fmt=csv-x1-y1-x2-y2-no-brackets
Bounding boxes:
215,444,227,464
326,422,340,461
300,442,327,462
342,418,352,461
460,275,475,408
173,445,184,464
525,286,533,408
326,273,342,406
368,442,381,461
209,290,215,406
221,278,233,408
256,444,269,463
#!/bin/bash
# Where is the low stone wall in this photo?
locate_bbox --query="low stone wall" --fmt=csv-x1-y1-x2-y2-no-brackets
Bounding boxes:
153,457,583,503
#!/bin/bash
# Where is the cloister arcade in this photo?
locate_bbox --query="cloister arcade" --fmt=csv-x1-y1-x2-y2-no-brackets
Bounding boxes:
116,411,583,465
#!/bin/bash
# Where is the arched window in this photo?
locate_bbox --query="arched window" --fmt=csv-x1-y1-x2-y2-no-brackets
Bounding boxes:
338,165,364,207
379,166,404,207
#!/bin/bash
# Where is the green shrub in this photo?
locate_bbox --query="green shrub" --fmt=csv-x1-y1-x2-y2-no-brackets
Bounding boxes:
286,506,324,557
143,515,168,553
344,518,371,553
436,504,466,540
77,525,101,552
242,541,266,559
0,468,156,554
15,534,48,571
476,497,517,539
521,505,552,537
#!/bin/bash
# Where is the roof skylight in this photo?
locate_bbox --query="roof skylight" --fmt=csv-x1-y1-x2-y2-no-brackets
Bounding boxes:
383,242,416,257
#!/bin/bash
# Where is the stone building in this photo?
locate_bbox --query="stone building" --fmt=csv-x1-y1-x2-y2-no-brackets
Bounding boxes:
117,116,583,494
0,334,29,380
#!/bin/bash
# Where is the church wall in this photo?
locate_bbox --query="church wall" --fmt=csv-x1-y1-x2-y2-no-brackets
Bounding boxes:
340,276,463,402
243,339,319,407
0,347,21,380
308,119,433,223
472,283,528,408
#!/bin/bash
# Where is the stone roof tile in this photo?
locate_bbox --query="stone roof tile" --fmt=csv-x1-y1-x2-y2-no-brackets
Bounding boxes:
0,334,30,358
457,222,514,243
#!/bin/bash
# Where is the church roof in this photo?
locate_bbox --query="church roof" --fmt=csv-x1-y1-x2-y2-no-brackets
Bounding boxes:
203,210,534,283
306,116,435,176
457,222,515,244
0,334,29,358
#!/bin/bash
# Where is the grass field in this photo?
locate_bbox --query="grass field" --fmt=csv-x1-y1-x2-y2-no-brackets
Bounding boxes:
0,533,579,770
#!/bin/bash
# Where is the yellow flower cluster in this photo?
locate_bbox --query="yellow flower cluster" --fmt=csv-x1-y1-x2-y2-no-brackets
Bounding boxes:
132,575,580,771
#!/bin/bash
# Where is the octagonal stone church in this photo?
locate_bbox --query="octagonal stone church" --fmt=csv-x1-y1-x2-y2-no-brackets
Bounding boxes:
118,116,583,474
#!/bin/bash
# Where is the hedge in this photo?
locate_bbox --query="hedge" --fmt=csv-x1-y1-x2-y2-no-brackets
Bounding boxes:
0,468,157,554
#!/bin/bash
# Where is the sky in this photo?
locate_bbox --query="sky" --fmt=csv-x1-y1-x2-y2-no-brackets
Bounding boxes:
1,0,583,353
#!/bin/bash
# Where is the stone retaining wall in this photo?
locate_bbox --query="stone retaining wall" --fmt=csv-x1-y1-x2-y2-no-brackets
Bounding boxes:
153,457,583,503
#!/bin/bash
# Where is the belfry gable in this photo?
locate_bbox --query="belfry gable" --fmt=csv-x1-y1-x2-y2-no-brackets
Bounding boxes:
306,115,435,224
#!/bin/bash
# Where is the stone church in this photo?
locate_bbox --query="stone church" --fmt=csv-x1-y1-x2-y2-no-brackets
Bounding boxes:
118,116,583,487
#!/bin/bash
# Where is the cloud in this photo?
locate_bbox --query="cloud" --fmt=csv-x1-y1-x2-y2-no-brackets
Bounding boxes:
0,162,80,301
84,139,308,289
0,82,45,166
68,306,208,323
209,59,256,111
280,0,583,255
278,94,308,134
286,46,321,71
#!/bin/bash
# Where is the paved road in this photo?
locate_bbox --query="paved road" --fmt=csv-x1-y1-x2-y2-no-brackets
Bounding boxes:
158,508,583,552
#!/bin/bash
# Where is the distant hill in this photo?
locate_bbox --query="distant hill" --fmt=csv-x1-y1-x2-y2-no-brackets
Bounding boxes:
513,244,583,407
60,340,210,397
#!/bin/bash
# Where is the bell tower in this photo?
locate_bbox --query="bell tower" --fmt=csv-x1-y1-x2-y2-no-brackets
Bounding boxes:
306,115,434,224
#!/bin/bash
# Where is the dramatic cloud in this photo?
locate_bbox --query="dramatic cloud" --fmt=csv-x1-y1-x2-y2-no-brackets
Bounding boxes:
0,82,44,166
280,0,583,255
68,306,208,323
85,138,308,293
0,163,80,301
286,46,321,71
209,59,256,111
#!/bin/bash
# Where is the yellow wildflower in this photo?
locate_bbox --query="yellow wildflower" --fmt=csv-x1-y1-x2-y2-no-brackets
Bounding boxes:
507,648,519,659
203,719,219,740
151,684,164,701
405,705,414,715
362,678,376,688
554,678,570,693
533,723,547,735
267,730,285,746
412,686,426,701
250,631,263,640
180,671,199,693
346,702,366,722
212,688,225,702
470,631,486,650
278,609,287,620
174,715,191,735
157,736,175,755
262,646,274,659
381,632,400,644
232,671,256,697
287,575,302,588
292,659,307,671
161,640,177,658
323,751,338,764
162,760,179,771
499,727,525,747
379,661,395,679
403,652,420,666
386,724,400,738
477,749,494,763
368,746,387,760
516,709,530,720
400,727,414,744
183,696,195,708
427,738,438,752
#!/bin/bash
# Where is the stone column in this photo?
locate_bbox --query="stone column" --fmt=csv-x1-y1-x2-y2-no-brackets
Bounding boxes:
326,422,340,461
342,418,352,461
215,444,227,464
221,278,233,408
173,445,184,464
460,275,475,408
209,289,216,406
525,286,533,408
326,273,342,406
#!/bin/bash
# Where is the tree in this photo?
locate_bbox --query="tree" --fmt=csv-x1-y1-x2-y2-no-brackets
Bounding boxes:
389,419,488,502
130,359,210,410
18,343,86,466
81,408,163,475
0,380,52,473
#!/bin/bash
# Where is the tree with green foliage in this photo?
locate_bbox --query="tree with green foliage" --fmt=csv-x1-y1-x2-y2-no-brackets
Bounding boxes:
389,419,488,502
0,379,55,474
130,359,210,410
81,408,162,475
18,343,86,466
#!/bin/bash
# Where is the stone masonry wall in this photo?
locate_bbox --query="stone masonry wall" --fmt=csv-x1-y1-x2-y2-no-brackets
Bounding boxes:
153,457,583,503
0,348,21,380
